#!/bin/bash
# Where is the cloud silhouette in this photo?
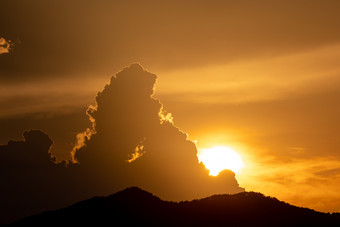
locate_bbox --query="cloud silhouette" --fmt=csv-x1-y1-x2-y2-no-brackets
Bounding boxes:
0,129,53,164
72,64,244,200
0,130,75,224
0,64,244,224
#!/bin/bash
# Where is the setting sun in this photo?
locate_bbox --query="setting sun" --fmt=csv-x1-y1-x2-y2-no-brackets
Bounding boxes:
198,146,245,176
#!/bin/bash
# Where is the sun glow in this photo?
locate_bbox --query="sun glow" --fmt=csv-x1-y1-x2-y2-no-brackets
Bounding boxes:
198,146,245,176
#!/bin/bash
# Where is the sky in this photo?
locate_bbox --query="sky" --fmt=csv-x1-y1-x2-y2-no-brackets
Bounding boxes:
1,0,340,221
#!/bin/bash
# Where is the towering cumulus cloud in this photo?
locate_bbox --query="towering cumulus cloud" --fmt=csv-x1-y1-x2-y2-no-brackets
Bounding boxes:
0,64,243,224
72,64,244,200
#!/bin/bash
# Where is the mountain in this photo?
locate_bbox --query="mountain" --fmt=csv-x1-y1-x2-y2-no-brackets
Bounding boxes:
5,187,340,226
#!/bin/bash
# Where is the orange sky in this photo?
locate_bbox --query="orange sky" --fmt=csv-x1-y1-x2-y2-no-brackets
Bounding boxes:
1,0,340,213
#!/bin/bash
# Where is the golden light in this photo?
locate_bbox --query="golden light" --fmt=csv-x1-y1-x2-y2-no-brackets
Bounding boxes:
198,146,245,176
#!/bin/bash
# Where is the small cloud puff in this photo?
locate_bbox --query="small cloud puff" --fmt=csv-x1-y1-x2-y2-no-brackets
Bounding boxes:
0,37,12,54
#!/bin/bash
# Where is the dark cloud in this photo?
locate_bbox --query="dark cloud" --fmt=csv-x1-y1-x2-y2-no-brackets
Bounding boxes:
0,110,90,161
0,64,243,224
0,130,76,224
71,64,244,200
0,129,53,163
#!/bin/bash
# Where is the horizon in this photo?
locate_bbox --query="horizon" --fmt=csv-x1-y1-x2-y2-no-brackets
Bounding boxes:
10,186,340,226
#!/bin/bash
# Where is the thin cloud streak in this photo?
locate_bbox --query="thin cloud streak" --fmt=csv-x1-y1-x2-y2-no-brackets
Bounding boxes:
238,154,340,212
3,43,340,118
156,43,340,104
0,76,107,118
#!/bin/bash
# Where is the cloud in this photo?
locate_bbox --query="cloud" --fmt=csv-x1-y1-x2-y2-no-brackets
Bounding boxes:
237,155,340,212
0,130,74,224
0,77,105,118
70,105,96,163
1,1,340,82
0,129,53,162
156,43,340,104
0,64,244,224
0,37,11,54
71,64,244,200
3,42,340,119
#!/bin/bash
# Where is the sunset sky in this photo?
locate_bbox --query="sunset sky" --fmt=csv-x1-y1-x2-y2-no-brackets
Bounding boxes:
1,0,340,215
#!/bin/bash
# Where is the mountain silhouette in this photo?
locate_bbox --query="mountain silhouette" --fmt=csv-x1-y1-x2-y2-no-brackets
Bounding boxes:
5,187,340,226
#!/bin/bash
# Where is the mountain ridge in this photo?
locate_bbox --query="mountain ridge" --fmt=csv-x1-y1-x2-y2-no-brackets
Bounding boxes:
6,187,340,226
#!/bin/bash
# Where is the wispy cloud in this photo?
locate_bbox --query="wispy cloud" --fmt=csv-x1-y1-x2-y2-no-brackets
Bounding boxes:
238,154,340,212
156,43,340,104
0,76,106,118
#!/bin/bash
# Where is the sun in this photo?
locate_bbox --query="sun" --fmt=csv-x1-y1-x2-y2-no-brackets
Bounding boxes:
197,146,245,176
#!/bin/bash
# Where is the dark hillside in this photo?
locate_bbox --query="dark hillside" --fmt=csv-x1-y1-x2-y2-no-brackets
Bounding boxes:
7,187,340,227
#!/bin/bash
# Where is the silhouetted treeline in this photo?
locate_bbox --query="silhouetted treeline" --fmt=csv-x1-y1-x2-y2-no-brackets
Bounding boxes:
6,187,340,227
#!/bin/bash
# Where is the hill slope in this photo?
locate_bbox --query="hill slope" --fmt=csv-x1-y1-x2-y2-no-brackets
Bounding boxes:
7,187,340,226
